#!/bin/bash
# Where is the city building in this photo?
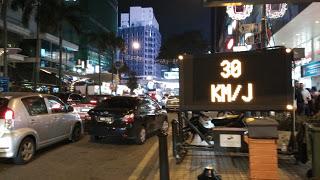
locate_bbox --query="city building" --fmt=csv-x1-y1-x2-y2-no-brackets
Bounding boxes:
0,0,118,92
118,6,163,83
75,0,118,75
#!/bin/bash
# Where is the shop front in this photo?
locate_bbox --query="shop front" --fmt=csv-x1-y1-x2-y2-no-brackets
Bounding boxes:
273,2,320,89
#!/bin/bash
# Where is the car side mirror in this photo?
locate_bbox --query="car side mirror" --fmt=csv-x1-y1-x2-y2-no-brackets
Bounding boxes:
67,106,74,112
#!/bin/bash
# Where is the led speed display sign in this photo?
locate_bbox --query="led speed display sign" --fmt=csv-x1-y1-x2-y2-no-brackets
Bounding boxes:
179,48,293,111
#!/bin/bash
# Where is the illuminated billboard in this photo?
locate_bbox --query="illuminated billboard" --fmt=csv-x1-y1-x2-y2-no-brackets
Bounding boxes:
180,48,293,111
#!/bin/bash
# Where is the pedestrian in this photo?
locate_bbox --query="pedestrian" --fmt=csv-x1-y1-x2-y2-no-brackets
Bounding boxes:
310,87,318,115
300,83,312,116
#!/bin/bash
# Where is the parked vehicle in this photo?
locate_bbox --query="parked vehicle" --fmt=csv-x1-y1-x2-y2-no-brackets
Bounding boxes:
53,92,95,121
88,96,168,144
0,92,82,164
87,94,113,105
166,96,179,111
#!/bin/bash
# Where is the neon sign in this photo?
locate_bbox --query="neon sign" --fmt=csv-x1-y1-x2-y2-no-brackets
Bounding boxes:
211,60,253,103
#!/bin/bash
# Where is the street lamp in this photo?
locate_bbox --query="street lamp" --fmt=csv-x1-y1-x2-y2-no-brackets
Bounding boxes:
178,55,184,60
132,41,140,61
132,41,140,50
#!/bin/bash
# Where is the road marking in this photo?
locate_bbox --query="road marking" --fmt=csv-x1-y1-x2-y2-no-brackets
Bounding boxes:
128,141,159,180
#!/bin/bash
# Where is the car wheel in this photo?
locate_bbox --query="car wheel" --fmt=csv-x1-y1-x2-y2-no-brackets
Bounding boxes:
13,137,35,165
135,126,147,145
71,123,81,142
90,135,102,142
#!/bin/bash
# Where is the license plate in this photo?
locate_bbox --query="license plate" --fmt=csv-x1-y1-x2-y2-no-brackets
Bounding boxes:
99,117,113,123
81,108,90,112
219,134,241,148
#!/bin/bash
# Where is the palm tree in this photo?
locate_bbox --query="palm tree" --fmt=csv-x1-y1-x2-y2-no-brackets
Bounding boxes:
11,0,42,91
39,0,81,92
105,32,125,85
11,0,81,92
1,0,8,78
89,32,125,95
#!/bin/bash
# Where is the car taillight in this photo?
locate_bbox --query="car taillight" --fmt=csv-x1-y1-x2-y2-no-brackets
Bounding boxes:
123,114,134,124
90,100,97,105
4,108,14,129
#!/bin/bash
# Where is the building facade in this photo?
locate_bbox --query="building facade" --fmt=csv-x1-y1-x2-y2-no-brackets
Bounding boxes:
118,7,162,81
0,0,118,92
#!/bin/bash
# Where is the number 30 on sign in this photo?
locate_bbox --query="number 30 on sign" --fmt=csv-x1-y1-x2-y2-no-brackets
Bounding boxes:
211,59,253,103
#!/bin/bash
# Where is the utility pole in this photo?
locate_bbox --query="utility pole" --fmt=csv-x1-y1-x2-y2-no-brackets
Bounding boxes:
34,0,41,92
1,0,8,77
260,4,267,49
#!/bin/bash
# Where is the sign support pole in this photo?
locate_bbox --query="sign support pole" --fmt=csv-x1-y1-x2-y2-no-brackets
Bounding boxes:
261,4,267,48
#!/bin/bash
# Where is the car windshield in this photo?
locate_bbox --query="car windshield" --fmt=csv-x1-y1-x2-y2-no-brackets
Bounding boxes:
95,97,138,109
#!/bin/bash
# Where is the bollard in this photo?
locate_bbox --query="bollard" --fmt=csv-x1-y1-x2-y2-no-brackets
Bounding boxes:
172,119,179,158
158,125,170,180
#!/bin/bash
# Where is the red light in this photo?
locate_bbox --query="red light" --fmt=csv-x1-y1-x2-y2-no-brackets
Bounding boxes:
5,109,14,119
90,100,97,104
123,114,134,124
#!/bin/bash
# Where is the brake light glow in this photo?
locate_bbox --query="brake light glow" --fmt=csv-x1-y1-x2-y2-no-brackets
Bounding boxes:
90,100,97,104
4,109,14,120
123,114,134,124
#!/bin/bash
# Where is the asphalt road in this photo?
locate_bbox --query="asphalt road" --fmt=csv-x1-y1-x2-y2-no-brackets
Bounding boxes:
0,113,177,180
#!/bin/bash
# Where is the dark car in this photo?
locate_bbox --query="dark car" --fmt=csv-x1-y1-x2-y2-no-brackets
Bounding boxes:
88,96,168,144
87,94,113,105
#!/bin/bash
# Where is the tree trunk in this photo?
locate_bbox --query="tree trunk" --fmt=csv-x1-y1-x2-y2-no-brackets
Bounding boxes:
98,52,101,95
111,51,114,85
2,0,8,78
58,25,63,92
34,2,41,92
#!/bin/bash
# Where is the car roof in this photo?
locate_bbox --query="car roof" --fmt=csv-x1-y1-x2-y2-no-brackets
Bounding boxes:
0,92,50,99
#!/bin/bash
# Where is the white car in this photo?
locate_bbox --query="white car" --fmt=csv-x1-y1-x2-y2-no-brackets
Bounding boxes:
166,96,179,111
0,92,83,164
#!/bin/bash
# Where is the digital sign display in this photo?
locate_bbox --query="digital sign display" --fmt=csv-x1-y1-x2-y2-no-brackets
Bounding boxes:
180,48,293,111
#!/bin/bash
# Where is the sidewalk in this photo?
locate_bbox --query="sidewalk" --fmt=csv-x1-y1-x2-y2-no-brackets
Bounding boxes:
146,135,311,180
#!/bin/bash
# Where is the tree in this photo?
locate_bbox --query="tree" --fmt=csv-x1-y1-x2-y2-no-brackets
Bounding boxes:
11,0,42,91
127,71,138,94
1,0,8,77
157,31,208,67
89,32,125,95
104,32,125,85
11,0,81,92
39,0,81,92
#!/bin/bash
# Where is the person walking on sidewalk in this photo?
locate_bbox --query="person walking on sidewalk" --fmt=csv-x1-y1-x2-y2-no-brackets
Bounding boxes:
300,83,311,116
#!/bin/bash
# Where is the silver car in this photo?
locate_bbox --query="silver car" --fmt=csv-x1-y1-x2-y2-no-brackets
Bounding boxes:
0,92,83,164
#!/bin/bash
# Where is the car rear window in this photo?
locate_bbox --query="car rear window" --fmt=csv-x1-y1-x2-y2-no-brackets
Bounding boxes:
95,97,138,109
0,98,10,117
0,98,9,109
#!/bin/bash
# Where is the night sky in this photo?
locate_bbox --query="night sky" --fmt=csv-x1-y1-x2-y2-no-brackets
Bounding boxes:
118,0,211,41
